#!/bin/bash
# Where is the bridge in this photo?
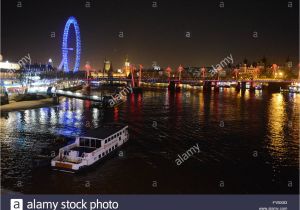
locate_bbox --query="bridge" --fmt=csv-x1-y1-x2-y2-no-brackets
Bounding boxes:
85,77,298,84
84,76,297,91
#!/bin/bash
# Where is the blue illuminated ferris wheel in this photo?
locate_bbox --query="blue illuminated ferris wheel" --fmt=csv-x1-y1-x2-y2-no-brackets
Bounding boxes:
61,16,81,73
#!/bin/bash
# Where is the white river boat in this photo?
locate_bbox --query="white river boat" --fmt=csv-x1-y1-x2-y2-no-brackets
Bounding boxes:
51,124,129,172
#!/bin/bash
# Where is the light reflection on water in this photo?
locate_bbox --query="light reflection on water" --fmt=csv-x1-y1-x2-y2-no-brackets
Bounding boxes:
0,89,299,194
266,93,299,166
267,94,287,158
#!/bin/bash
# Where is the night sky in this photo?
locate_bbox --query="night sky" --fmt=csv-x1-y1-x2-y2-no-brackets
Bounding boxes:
1,0,299,70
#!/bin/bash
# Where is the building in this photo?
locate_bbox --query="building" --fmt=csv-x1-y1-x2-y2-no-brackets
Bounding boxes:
0,60,21,79
124,58,131,77
238,64,261,79
90,59,127,78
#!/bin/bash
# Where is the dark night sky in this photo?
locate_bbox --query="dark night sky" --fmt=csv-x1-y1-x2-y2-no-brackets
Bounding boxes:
1,0,299,70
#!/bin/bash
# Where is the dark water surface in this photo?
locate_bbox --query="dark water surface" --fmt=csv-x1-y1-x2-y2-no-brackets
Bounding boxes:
1,89,299,194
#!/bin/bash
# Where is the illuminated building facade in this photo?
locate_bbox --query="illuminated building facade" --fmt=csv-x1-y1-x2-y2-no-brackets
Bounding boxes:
124,58,130,77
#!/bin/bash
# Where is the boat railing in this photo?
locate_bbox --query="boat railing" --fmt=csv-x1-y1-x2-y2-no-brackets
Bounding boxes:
55,153,83,164
59,143,77,153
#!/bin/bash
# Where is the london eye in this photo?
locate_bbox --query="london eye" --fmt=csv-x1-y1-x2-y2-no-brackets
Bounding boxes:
62,16,81,73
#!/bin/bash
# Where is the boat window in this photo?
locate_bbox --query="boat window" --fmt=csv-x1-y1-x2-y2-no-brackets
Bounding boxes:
98,154,101,158
85,138,91,147
105,140,107,144
102,152,105,156
91,139,96,148
80,138,85,147
96,140,101,148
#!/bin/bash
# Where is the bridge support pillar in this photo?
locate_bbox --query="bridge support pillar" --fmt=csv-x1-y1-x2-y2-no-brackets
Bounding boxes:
52,96,59,105
241,82,246,90
235,82,241,91
168,81,176,91
203,81,212,91
249,81,255,92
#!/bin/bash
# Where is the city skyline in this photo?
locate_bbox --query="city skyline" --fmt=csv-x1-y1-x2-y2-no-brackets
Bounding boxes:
1,1,299,207
1,0,299,69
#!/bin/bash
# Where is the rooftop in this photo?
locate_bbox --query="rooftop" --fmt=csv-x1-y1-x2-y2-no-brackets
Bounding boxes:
83,124,127,139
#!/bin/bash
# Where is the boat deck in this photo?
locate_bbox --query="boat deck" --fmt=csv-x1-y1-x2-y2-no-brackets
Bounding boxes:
71,147,96,156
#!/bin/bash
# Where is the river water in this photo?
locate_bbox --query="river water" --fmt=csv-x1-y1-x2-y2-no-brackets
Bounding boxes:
1,88,299,194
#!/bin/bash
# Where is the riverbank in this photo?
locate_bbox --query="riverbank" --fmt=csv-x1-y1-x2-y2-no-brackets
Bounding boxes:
0,98,54,113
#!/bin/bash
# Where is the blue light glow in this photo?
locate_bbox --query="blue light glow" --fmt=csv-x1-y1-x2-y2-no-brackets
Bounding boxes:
62,16,81,73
